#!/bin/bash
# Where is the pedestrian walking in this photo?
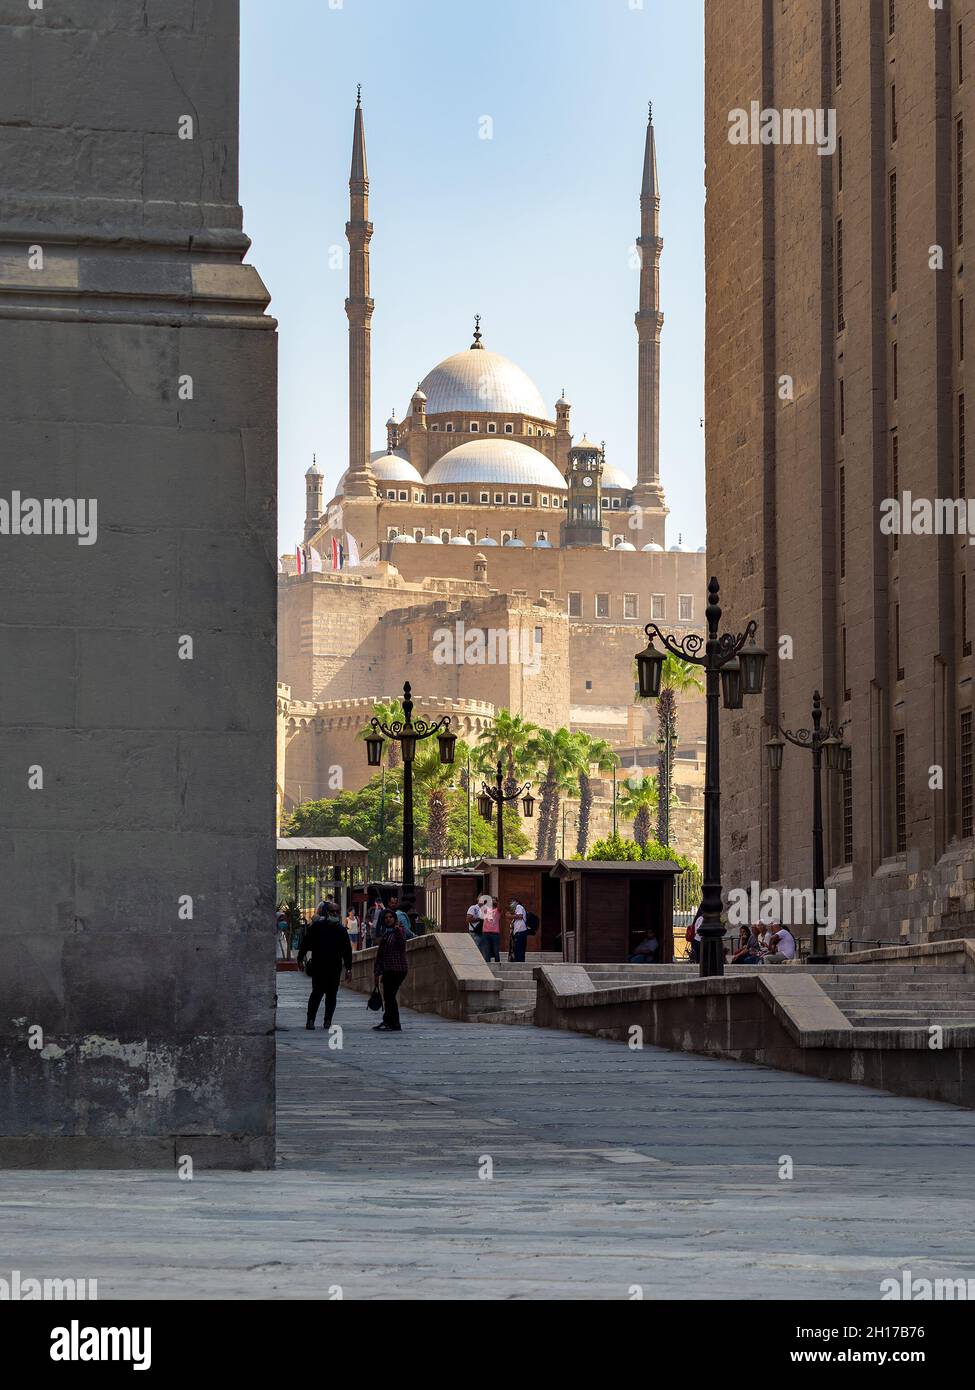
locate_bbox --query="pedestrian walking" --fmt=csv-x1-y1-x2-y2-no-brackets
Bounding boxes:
298,908,353,1030
345,907,360,950
373,907,409,1032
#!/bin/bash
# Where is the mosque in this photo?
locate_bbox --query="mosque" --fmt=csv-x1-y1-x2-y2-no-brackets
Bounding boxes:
277,94,706,846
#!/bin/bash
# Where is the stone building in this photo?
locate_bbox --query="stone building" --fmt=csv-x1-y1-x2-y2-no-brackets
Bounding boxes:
279,95,708,846
705,2,975,942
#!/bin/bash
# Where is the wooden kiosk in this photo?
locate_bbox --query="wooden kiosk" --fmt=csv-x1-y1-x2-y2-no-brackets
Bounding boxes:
469,859,562,954
551,859,683,963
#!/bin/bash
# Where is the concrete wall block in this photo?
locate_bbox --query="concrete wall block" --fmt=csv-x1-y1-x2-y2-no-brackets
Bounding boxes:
0,731,178,830
176,733,273,833
0,627,77,727
29,31,236,139
0,321,180,426
178,532,276,633
2,532,179,630
76,629,275,733
73,830,274,933
0,24,30,122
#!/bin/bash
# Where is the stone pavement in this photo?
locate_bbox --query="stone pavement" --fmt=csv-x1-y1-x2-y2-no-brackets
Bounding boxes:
2,973,975,1300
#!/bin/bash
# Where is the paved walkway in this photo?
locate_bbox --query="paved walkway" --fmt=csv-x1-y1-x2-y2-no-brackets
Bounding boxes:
3,974,975,1299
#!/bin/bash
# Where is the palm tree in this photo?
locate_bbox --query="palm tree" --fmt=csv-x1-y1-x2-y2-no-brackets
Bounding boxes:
618,772,661,848
412,741,456,858
477,710,538,794
644,656,703,845
574,735,620,857
527,727,589,859
358,698,406,769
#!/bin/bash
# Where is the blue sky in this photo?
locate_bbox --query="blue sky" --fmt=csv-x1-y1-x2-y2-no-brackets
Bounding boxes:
240,0,705,553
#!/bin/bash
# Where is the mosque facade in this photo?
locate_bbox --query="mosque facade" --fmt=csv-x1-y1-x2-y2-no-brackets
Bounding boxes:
278,96,706,841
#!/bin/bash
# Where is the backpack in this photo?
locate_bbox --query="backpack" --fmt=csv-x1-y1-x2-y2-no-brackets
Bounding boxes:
525,910,540,936
685,922,696,943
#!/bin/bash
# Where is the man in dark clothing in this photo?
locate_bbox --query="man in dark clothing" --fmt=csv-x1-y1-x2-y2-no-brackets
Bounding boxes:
298,912,353,1030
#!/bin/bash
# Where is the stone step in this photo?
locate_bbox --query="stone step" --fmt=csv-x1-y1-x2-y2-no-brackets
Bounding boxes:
470,1006,536,1026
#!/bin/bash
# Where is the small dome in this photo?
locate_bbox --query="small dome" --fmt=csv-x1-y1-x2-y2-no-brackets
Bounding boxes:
335,451,422,496
601,463,635,491
556,393,571,408
697,545,707,553
421,534,444,545
448,535,472,546
411,349,550,419
391,533,416,544
386,411,398,427
412,386,427,403
572,435,602,453
614,542,637,552
306,459,322,477
533,539,553,549
642,542,664,552
669,543,684,553
503,538,527,548
426,439,568,490
477,537,499,546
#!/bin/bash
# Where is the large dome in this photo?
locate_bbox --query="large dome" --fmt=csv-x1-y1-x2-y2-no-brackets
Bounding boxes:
410,349,550,419
425,439,568,489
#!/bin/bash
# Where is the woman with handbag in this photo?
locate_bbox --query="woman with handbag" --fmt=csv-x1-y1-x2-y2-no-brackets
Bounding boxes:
373,907,408,1033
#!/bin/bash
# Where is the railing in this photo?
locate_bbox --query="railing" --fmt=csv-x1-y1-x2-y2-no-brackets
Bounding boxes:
378,854,479,883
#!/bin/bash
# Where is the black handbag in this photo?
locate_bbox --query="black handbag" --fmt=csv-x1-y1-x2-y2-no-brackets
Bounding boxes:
367,985,384,1012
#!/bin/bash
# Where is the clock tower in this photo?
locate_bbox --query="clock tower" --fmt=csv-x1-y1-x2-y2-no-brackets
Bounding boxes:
561,436,610,548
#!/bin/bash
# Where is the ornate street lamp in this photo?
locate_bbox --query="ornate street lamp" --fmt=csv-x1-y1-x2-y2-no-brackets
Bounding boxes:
637,577,767,978
767,690,851,963
364,681,455,893
478,759,534,860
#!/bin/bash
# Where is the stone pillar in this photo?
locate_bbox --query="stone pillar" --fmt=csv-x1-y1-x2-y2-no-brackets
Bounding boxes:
0,1,277,1168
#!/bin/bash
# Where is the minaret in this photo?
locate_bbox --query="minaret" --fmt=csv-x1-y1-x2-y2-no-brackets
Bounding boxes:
304,454,323,542
344,87,377,498
634,103,667,514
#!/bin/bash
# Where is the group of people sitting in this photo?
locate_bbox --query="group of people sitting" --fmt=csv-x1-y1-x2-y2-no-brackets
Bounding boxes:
684,913,799,964
729,922,797,965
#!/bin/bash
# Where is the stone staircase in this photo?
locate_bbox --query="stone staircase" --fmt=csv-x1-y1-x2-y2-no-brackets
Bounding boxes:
798,964,975,1030
476,959,692,1025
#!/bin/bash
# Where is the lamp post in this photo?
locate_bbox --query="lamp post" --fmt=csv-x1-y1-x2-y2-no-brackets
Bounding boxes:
636,577,767,978
766,690,851,963
364,681,456,893
478,759,534,860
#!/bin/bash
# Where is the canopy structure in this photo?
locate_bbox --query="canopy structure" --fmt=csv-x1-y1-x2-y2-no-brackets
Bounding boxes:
276,837,371,917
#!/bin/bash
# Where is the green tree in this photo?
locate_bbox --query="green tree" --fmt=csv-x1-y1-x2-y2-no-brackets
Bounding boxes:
651,656,703,845
527,726,589,859
476,710,538,793
574,734,619,858
618,772,661,848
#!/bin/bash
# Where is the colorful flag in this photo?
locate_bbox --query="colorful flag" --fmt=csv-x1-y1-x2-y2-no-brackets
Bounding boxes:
330,537,345,571
295,546,305,575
